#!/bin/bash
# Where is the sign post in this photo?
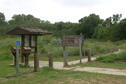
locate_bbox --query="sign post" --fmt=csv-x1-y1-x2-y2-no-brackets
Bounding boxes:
16,41,20,74
63,46,68,67
79,37,84,63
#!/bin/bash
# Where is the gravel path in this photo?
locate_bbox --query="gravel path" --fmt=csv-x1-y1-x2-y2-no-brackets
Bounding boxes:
29,49,126,76
72,66,126,76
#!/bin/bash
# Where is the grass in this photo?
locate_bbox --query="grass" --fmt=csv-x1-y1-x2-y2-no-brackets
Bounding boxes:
0,37,126,84
0,36,125,62
38,37,123,58
0,61,33,77
0,67,126,84
71,51,126,69
96,52,126,63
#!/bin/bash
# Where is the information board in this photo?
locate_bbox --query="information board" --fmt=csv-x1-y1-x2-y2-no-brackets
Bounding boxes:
62,35,83,46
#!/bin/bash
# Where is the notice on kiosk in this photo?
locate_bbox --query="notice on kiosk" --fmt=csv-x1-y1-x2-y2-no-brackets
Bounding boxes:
16,41,20,46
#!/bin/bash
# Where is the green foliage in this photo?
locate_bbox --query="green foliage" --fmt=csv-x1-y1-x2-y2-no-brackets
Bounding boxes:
8,14,43,30
113,19,126,40
53,22,77,37
0,12,5,24
112,14,122,24
93,14,126,41
93,26,112,40
78,14,102,38
0,12,126,42
96,52,126,63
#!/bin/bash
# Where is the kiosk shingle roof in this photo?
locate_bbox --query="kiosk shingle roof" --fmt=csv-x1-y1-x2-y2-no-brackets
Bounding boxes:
7,27,52,35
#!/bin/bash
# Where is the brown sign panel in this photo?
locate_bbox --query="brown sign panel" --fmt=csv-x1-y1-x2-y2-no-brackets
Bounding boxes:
62,35,82,46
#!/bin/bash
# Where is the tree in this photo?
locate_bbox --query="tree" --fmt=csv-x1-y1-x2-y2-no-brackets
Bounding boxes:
93,14,123,41
112,19,126,41
78,14,102,38
0,12,5,24
102,17,112,27
112,14,122,24
8,14,41,27
53,22,78,37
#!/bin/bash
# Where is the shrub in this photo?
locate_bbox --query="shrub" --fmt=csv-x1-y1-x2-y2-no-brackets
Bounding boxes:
96,52,126,63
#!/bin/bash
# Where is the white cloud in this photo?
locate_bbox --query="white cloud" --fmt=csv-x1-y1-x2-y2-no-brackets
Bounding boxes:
0,0,126,23
54,0,104,7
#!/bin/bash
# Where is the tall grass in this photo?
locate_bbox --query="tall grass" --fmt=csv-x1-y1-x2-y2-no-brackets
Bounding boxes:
0,37,19,60
1,36,126,61
96,52,126,63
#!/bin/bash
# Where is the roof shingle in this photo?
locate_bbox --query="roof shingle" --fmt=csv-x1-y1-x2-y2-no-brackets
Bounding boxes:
7,27,52,35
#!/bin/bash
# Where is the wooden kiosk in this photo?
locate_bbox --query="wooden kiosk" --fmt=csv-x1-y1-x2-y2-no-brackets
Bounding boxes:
7,27,52,72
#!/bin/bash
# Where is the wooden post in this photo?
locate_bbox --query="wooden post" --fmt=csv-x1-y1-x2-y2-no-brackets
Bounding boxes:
88,49,91,62
14,55,16,66
83,39,85,57
83,47,85,57
21,35,25,63
24,55,29,67
79,33,83,63
29,35,32,47
16,41,20,74
79,43,82,63
11,47,21,66
63,46,68,67
34,36,39,72
48,52,53,68
11,47,16,66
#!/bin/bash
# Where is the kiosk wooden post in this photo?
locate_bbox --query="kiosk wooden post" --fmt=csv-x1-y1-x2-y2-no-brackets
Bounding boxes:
34,36,39,72
15,41,20,74
21,35,25,63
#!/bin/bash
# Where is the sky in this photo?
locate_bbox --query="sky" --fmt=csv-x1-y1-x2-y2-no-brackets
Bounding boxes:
0,0,126,23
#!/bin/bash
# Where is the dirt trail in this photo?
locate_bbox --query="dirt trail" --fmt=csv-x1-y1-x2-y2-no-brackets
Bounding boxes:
72,66,126,76
29,49,126,76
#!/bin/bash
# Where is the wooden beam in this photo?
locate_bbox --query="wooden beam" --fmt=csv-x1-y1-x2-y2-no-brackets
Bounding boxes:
63,46,68,67
48,52,53,68
34,36,39,72
21,35,25,63
88,49,91,62
29,35,31,47
24,55,29,67
79,33,83,64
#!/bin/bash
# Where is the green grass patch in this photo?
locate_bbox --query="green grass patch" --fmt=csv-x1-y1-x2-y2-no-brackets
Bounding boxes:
96,52,126,63
0,37,126,84
71,52,126,69
0,67,126,84
0,61,33,77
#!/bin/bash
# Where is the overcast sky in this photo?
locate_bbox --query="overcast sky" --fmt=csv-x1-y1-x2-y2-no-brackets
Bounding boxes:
0,0,126,23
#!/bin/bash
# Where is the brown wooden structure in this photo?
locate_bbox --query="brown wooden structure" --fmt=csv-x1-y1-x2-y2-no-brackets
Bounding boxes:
7,27,52,72
61,35,84,66
11,46,20,66
62,35,82,46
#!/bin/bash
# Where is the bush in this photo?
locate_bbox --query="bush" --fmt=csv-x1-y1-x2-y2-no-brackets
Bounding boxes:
96,52,126,63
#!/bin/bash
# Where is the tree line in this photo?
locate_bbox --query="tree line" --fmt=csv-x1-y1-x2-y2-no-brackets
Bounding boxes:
0,12,126,41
